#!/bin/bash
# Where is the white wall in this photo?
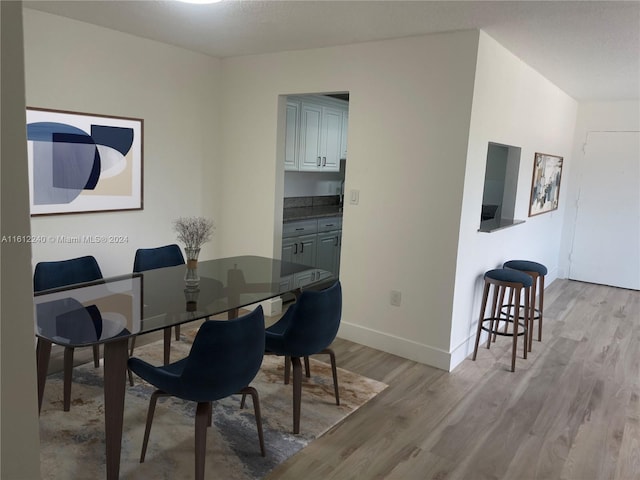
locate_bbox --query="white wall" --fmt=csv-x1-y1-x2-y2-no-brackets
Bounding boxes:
559,101,640,278
23,9,222,277
450,31,578,368
218,31,480,369
0,2,42,477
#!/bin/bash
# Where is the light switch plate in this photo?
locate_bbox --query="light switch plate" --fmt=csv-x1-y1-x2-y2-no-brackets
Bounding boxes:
350,189,360,205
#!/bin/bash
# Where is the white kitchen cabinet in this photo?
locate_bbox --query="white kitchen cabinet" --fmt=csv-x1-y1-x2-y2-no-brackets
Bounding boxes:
284,100,301,171
299,103,342,172
286,95,348,172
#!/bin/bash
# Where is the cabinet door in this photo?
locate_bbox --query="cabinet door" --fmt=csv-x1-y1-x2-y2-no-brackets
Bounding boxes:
340,110,349,159
321,107,342,171
299,103,323,171
281,237,296,264
284,101,300,171
296,233,317,267
317,231,339,276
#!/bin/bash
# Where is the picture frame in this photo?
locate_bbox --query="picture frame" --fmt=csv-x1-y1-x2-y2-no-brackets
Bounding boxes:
528,152,563,217
26,107,143,216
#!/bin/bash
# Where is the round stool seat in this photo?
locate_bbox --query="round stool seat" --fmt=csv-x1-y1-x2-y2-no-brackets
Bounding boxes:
503,260,548,276
485,268,533,287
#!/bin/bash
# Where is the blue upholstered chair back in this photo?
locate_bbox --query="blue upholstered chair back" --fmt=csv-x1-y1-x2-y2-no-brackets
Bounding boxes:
177,307,265,402
34,255,103,292
133,244,185,273
282,281,342,357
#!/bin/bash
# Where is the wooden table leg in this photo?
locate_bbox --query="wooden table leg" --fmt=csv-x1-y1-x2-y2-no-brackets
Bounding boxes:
36,338,52,414
103,338,128,480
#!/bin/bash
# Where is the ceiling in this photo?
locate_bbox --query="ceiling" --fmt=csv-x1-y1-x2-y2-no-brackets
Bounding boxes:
23,0,640,101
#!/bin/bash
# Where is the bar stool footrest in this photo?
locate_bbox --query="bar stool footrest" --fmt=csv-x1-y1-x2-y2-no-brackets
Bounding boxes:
480,317,527,337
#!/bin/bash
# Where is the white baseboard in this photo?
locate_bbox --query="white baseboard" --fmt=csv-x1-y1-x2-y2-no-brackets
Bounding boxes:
337,321,451,371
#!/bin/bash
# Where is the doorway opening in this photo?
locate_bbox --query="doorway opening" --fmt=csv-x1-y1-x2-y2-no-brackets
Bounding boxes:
278,91,349,299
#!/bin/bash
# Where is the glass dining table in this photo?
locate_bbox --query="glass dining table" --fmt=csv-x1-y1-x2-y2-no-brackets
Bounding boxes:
33,255,334,480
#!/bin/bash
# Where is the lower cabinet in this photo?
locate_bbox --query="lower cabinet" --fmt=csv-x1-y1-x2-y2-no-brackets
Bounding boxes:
282,234,317,267
282,216,342,291
316,230,341,277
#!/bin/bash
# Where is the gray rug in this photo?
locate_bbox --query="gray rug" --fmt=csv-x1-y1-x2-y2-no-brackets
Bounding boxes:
39,330,387,479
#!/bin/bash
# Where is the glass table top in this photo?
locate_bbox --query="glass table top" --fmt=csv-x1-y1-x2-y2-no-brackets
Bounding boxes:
33,255,335,347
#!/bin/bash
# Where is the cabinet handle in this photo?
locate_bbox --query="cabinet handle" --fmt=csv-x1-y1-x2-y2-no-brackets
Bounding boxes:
300,242,304,253
317,156,321,166
325,224,334,227
294,243,298,254
322,157,327,166
335,236,339,246
295,228,304,231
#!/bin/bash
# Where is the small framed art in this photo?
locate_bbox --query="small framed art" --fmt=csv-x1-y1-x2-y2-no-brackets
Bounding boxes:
529,152,563,217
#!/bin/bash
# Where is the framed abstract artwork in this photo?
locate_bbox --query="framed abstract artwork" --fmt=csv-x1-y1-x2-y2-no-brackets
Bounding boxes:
528,152,563,217
26,107,143,216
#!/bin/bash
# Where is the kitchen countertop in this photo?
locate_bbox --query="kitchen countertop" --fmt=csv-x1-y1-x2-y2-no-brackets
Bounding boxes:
283,205,343,222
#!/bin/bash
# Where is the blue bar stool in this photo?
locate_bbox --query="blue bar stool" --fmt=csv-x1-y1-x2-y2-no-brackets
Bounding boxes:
503,260,548,352
472,268,532,372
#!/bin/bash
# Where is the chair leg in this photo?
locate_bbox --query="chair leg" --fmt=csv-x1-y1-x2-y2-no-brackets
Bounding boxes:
472,283,490,360
291,356,303,434
163,327,172,365
63,347,74,411
284,356,291,385
322,348,340,405
175,324,181,341
239,386,266,457
195,402,210,480
92,345,100,368
529,275,537,352
140,390,167,463
129,335,137,356
538,275,545,342
511,289,520,372
127,337,137,386
304,356,311,378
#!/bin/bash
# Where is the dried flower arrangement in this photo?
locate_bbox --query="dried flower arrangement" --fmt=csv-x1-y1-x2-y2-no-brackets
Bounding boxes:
173,216,215,249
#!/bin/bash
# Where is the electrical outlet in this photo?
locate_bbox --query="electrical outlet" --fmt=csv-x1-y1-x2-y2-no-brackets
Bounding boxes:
390,290,402,307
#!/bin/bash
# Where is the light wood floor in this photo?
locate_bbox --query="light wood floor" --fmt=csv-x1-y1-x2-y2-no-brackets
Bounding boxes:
267,279,640,480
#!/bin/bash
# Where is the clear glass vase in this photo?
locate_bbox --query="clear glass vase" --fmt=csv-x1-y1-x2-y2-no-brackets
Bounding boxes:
184,247,201,288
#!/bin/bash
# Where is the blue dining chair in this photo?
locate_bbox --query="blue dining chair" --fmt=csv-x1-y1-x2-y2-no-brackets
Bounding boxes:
133,244,185,342
128,306,266,480
133,243,185,273
263,280,342,434
33,255,104,411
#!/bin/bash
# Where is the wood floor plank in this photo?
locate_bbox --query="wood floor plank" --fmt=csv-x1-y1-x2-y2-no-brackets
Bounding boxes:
263,280,640,480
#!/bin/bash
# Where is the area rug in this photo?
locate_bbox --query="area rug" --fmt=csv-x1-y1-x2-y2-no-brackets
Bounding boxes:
39,329,387,479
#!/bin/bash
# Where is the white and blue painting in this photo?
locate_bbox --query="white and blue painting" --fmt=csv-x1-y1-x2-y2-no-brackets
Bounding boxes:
26,108,142,215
